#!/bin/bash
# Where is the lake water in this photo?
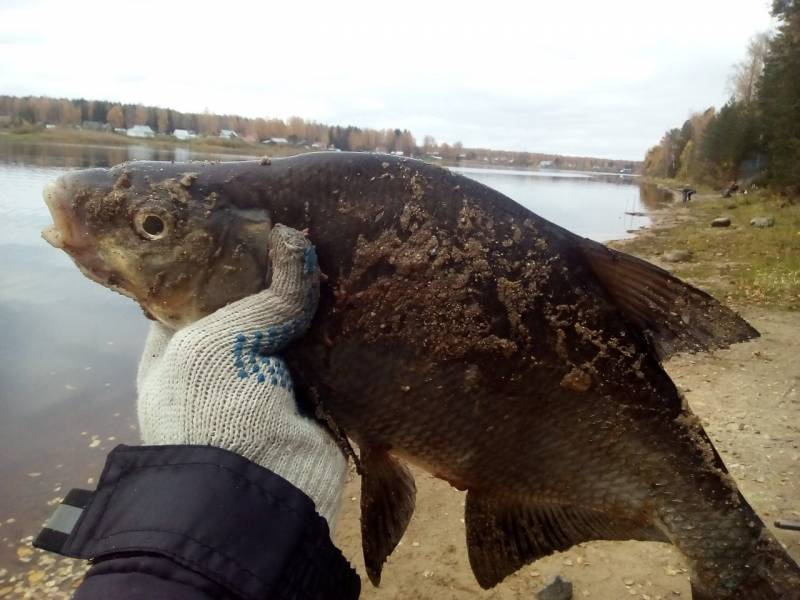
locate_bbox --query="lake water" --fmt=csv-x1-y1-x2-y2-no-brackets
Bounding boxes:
0,142,669,575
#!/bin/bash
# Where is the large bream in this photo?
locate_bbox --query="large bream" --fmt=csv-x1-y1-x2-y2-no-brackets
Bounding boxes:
41,153,800,599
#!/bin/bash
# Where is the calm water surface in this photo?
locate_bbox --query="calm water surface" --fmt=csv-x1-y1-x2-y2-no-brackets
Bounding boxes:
0,143,669,572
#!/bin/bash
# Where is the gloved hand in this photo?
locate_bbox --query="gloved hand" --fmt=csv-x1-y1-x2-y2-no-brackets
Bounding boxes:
136,224,346,527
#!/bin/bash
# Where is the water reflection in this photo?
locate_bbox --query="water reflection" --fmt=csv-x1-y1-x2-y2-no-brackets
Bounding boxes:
453,166,654,241
639,182,673,210
0,141,257,169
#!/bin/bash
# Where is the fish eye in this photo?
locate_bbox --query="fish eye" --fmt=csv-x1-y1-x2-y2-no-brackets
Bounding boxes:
135,212,168,240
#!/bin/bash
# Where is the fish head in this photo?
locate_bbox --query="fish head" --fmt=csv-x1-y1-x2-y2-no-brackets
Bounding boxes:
41,162,272,328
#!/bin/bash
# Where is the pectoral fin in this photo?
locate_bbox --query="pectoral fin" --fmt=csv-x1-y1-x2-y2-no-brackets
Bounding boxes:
360,450,416,586
465,491,667,589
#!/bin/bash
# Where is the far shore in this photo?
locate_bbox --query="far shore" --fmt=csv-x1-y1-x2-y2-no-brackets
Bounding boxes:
0,126,310,159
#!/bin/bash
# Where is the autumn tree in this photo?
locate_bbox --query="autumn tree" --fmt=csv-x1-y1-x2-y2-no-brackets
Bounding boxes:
106,105,123,128
33,97,50,123
199,110,219,135
157,108,170,134
728,32,770,107
423,135,437,153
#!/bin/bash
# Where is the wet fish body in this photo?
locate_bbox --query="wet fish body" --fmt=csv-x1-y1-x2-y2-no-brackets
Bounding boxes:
42,153,800,598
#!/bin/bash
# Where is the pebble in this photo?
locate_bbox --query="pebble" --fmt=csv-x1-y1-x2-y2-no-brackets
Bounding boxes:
16,546,33,563
750,216,775,228
662,250,692,263
26,570,44,584
536,575,573,600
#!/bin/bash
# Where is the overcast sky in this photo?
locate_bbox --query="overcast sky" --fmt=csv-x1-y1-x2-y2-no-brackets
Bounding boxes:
0,0,775,160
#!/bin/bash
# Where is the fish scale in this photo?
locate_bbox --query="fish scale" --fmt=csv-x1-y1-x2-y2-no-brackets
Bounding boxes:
40,152,800,598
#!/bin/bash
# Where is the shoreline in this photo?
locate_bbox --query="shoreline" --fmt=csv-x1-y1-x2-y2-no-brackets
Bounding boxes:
608,178,800,311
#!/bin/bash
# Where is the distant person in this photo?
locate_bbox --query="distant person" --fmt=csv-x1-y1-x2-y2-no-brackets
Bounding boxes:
680,187,696,202
722,181,740,198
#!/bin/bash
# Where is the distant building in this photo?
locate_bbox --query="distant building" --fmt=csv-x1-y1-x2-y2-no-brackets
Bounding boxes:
310,142,325,149
538,160,554,169
81,121,109,131
173,129,197,140
219,129,238,139
262,137,288,145
127,125,155,138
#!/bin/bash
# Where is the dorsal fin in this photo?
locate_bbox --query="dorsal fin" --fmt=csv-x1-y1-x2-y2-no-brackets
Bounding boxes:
465,491,667,589
578,239,759,359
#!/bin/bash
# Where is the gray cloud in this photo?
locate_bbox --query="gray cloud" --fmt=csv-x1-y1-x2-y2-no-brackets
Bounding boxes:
0,0,774,160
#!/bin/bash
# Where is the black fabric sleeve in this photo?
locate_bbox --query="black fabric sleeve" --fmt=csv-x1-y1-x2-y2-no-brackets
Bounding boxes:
34,444,360,600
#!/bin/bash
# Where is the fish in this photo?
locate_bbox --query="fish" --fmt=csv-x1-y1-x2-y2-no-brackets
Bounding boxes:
41,152,800,599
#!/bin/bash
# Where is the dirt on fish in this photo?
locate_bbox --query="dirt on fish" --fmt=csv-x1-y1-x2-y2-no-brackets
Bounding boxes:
332,307,800,599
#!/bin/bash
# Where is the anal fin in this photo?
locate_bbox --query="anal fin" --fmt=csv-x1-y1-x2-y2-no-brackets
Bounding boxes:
465,491,667,589
360,450,416,586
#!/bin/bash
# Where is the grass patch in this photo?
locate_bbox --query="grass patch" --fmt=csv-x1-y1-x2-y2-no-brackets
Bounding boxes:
610,187,800,310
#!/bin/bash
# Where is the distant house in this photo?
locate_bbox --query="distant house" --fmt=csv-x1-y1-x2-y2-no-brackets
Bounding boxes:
219,129,238,139
127,125,155,138
538,160,554,169
173,129,197,141
262,137,288,145
81,121,109,131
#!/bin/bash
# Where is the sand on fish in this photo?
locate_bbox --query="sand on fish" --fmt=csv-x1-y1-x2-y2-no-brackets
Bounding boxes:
332,306,800,599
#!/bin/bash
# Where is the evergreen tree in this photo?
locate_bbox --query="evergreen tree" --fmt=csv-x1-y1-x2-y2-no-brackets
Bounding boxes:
758,1,800,187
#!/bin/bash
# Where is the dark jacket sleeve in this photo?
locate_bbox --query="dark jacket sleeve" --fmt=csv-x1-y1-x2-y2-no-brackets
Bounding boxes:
33,445,360,600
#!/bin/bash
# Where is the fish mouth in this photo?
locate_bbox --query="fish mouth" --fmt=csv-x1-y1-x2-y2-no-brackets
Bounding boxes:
41,179,133,299
42,180,91,250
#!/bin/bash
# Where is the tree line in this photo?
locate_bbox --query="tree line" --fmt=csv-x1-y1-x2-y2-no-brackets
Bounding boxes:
643,1,800,190
0,95,638,172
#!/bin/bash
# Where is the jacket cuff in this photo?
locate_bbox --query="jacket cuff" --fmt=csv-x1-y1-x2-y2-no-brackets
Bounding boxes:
33,444,359,600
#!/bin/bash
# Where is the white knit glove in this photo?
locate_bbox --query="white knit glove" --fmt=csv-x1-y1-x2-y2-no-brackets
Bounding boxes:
136,224,346,527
